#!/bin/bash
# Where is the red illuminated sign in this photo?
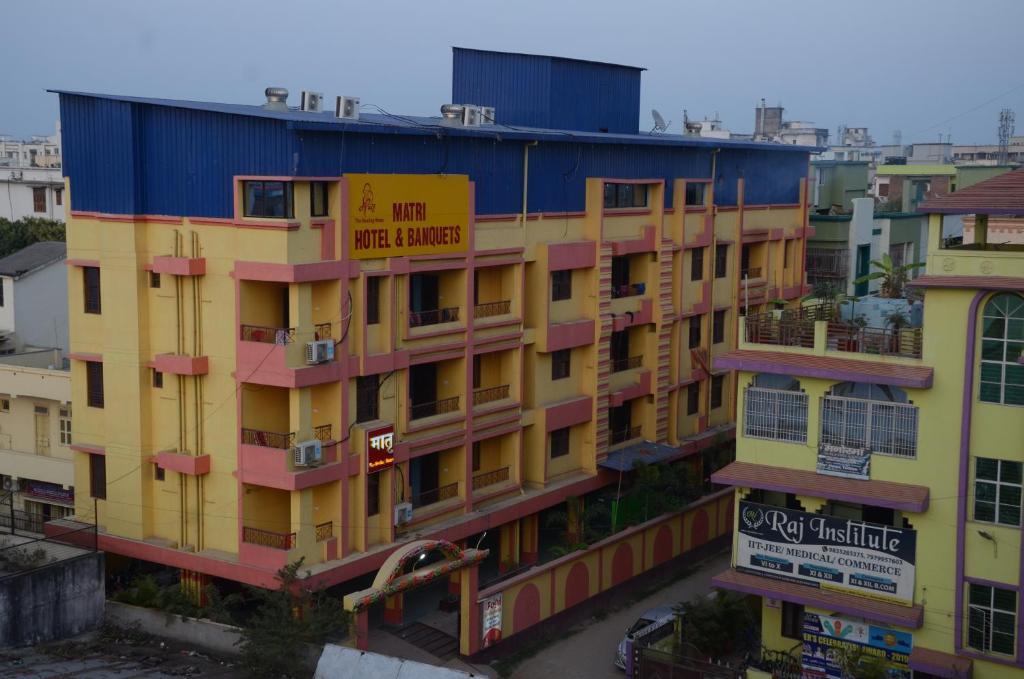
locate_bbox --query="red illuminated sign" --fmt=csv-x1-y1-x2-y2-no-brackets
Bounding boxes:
367,424,395,474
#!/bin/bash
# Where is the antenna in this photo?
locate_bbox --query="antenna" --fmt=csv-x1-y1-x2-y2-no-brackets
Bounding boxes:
998,108,1015,165
650,109,670,133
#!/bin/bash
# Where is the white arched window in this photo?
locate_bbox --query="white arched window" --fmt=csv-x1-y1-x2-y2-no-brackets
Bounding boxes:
980,294,1024,406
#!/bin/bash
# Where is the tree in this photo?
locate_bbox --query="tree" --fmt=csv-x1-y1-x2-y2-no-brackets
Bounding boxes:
236,559,349,678
833,646,892,679
852,253,924,299
0,217,65,257
674,591,756,660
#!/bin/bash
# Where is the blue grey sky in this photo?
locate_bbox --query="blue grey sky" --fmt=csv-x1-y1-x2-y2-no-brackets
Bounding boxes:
2,0,1022,144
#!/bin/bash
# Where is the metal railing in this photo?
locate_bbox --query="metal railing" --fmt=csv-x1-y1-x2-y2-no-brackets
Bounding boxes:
241,428,296,450
820,394,919,458
314,424,333,442
409,307,460,328
240,324,295,344
612,356,643,372
743,304,834,348
610,426,642,444
475,300,511,318
413,482,459,509
410,396,460,420
611,283,645,299
473,466,510,490
740,266,763,280
473,384,510,406
806,247,849,277
826,323,923,359
315,521,333,543
242,526,295,550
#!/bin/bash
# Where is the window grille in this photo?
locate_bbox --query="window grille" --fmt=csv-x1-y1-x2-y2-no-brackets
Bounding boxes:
820,395,918,458
744,387,808,443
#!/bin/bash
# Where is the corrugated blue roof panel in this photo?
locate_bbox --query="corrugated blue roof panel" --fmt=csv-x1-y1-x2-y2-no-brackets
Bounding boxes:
451,47,643,133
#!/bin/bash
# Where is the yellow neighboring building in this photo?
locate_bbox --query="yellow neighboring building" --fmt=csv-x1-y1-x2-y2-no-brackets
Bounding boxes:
712,169,1024,677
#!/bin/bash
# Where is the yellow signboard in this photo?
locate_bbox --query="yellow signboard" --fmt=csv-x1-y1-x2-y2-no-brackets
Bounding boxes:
347,174,470,259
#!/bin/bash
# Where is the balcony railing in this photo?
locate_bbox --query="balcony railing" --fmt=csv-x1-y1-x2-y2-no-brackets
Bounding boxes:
314,424,333,442
743,305,835,348
473,384,510,406
409,307,460,328
611,283,646,299
610,426,642,444
410,396,461,421
240,324,295,344
242,526,295,550
241,428,296,450
806,248,849,277
826,323,923,359
740,266,763,280
413,482,460,509
475,300,511,318
612,356,643,373
315,521,333,542
473,466,510,490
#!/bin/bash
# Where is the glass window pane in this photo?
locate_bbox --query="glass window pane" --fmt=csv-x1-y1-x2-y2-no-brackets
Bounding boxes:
993,589,1017,612
1005,363,1024,386
997,502,1020,526
992,632,1015,655
1006,384,1024,406
1008,318,1024,340
977,459,999,481
980,363,1003,383
981,340,1005,361
982,316,1005,338
970,584,991,606
603,183,615,208
1002,461,1023,484
980,382,1002,403
976,481,996,502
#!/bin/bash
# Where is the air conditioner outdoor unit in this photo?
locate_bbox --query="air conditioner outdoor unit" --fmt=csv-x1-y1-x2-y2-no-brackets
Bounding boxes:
460,105,480,127
2,477,20,492
300,90,324,112
335,95,360,120
479,106,496,125
394,502,413,526
305,339,335,365
293,439,322,467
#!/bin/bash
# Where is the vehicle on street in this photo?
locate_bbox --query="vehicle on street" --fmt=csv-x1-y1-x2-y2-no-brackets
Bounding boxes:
614,604,676,673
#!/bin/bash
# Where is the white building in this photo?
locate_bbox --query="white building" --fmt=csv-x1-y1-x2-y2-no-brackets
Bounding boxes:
0,241,69,356
0,122,62,169
1,166,65,221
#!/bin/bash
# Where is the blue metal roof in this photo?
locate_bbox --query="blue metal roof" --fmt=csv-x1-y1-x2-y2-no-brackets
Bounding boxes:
599,440,684,472
452,46,646,72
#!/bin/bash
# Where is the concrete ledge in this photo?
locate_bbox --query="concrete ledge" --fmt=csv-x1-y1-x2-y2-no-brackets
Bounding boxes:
106,601,244,656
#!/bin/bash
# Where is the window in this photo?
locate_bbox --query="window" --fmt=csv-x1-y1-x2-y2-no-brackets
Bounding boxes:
0,280,4,307
980,294,1024,406
243,180,294,219
32,186,46,213
83,266,101,314
684,182,706,207
54,188,63,206
710,374,725,409
784,239,793,269
714,244,729,279
820,385,919,458
688,317,702,349
367,471,380,517
781,602,804,640
152,370,163,389
366,276,381,325
472,354,481,390
690,247,704,282
89,453,106,499
0,398,8,412
59,407,72,445
472,441,481,472
154,464,165,482
549,427,570,459
968,583,1016,656
687,382,700,415
551,270,572,301
86,361,104,408
356,375,380,423
744,376,808,443
974,458,1022,526
551,349,571,380
149,271,161,288
713,310,726,344
603,183,648,209
310,181,329,217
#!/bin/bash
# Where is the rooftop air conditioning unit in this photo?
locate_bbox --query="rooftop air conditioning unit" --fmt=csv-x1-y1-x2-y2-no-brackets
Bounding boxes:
479,106,496,125
293,439,323,467
300,91,324,112
336,96,360,120
394,502,413,526
305,339,335,365
461,105,480,127
2,477,20,492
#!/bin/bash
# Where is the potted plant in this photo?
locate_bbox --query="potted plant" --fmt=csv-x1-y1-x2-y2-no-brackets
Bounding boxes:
836,314,867,352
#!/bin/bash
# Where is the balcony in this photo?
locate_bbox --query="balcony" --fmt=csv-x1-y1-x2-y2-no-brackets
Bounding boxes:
472,466,510,490
611,283,646,299
610,426,642,445
743,307,924,359
743,305,832,348
740,266,763,280
241,428,295,450
410,396,460,421
475,300,511,319
241,324,295,344
237,321,339,388
473,384,510,407
806,248,848,284
242,526,295,551
314,521,333,543
412,481,459,509
611,356,642,373
409,307,460,328
826,324,923,359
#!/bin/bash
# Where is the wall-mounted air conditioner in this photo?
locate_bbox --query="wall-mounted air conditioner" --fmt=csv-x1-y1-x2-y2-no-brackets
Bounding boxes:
293,440,323,467
394,502,413,526
2,477,20,492
305,340,335,365
300,91,324,112
460,105,480,127
336,96,360,120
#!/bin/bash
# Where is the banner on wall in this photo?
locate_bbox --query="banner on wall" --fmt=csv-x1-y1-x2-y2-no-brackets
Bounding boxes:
816,442,870,480
347,173,469,259
737,501,916,603
801,612,911,678
481,593,502,649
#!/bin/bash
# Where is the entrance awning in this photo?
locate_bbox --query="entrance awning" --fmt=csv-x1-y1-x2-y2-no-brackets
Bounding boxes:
599,440,683,472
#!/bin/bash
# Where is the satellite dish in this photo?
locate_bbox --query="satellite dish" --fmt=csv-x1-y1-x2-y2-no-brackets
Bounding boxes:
651,109,670,133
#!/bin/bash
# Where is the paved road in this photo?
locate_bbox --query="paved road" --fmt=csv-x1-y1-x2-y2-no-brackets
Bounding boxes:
509,552,729,679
